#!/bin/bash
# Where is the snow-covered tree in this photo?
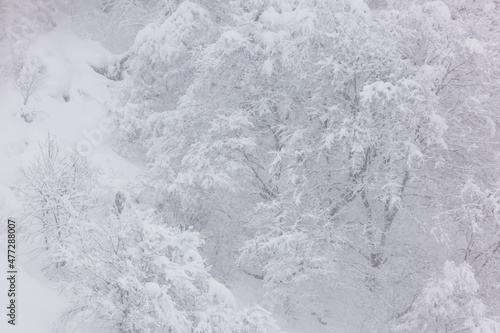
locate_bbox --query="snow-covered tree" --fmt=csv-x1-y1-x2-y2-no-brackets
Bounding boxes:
58,206,280,332
37,0,498,330
20,138,279,332
20,136,95,275
395,261,500,332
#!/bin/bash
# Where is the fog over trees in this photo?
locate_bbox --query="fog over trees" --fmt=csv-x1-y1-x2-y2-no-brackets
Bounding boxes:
1,0,500,332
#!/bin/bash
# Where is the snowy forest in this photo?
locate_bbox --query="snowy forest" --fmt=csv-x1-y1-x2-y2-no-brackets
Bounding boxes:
1,0,500,332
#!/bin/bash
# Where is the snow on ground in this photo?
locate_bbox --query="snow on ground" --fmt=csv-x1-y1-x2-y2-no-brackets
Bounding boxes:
0,239,69,333
0,24,127,333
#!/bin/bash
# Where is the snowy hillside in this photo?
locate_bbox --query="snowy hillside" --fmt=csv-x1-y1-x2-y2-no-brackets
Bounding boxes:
1,0,500,332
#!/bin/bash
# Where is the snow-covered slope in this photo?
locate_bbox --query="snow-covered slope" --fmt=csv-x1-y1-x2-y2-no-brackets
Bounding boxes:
0,24,129,333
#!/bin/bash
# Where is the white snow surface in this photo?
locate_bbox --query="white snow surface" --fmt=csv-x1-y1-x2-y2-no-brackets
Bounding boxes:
0,24,136,333
0,243,69,333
